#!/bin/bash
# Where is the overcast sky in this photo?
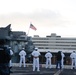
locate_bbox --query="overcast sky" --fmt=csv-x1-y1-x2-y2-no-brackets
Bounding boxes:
0,0,76,37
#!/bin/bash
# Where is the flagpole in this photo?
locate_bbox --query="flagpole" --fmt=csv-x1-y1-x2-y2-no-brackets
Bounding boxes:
27,22,37,36
27,23,31,36
27,25,30,36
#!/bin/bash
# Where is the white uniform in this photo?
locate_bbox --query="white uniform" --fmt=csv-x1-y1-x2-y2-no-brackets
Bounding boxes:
32,49,40,71
19,49,26,67
45,51,52,68
70,51,76,69
61,52,65,68
9,49,14,67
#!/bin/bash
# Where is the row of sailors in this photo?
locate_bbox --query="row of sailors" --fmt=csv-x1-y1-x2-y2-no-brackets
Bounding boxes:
10,47,76,71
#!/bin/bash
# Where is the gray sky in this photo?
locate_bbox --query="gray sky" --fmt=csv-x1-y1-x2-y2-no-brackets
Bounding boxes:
0,0,76,37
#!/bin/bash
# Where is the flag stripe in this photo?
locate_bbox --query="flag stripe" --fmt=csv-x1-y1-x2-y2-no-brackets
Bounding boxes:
30,24,37,31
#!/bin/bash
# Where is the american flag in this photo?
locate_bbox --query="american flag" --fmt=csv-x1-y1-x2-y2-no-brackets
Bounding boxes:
30,24,37,31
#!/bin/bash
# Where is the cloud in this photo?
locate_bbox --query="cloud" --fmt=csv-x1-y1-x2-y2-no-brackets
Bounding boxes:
25,9,68,27
0,9,71,36
0,10,63,27
27,9,60,19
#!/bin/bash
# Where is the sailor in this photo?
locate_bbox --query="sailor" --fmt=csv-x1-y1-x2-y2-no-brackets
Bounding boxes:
32,47,41,71
9,47,14,68
19,48,26,67
56,51,62,69
8,47,14,73
70,51,76,69
61,51,65,69
45,51,52,68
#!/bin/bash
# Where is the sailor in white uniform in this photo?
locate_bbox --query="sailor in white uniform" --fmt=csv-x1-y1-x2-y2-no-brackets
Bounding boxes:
45,51,52,68
70,51,76,69
32,48,41,71
9,47,14,68
61,51,65,69
19,48,26,67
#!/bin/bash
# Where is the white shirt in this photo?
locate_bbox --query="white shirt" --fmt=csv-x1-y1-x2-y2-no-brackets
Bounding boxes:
32,50,40,57
70,52,76,59
45,52,52,58
10,49,13,55
61,52,65,58
19,50,26,57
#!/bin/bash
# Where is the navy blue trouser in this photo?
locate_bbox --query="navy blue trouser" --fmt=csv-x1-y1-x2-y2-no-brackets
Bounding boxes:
56,60,62,69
